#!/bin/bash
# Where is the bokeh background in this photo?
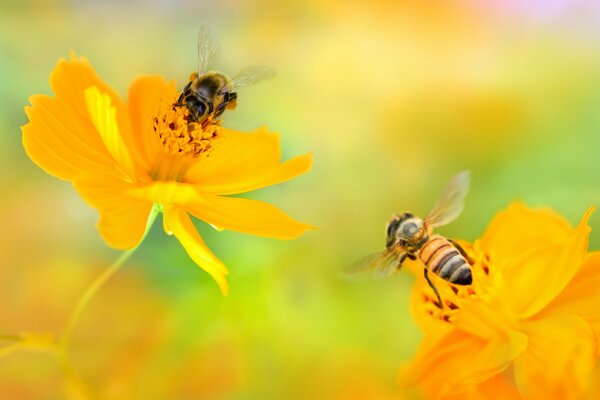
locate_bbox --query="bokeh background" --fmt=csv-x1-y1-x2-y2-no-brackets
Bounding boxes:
2,0,600,398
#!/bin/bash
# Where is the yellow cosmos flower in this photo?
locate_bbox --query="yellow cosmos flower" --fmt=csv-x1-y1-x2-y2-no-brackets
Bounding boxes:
400,203,599,399
22,53,314,294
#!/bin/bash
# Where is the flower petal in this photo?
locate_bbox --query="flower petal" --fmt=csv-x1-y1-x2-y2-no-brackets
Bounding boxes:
185,193,316,239
400,327,527,398
127,75,176,172
74,172,152,249
84,86,137,180
183,127,312,195
134,181,315,240
541,252,600,346
453,296,517,341
501,207,593,318
50,53,127,120
53,54,146,170
514,314,597,400
23,94,117,181
22,53,141,181
480,203,572,263
162,205,229,295
443,372,522,400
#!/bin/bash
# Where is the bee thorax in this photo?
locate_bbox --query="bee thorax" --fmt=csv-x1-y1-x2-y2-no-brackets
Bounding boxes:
195,77,221,98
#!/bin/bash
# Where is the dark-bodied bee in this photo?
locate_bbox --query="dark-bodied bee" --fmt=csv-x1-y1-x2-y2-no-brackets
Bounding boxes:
174,25,276,124
346,171,473,308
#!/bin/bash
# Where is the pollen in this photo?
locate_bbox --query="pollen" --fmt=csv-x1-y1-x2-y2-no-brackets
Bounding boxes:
152,101,222,157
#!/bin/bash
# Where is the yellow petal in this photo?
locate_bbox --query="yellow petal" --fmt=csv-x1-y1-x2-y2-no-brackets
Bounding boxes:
443,372,522,400
15,332,56,353
453,296,518,341
0,332,57,358
162,205,229,295
22,94,117,181
541,252,600,347
400,327,526,398
140,181,197,205
85,86,137,180
501,207,593,318
480,202,572,263
185,194,316,239
514,314,597,400
51,52,127,120
74,172,152,249
134,181,315,239
56,53,148,172
22,54,141,181
127,75,177,172
184,127,313,195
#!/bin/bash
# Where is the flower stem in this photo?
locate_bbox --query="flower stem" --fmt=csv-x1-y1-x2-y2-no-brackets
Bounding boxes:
58,203,161,360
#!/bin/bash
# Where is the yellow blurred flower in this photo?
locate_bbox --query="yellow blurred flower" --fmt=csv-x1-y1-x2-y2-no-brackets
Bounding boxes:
401,203,599,399
22,53,314,294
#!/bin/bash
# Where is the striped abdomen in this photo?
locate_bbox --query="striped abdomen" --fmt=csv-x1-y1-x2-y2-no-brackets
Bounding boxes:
418,235,472,285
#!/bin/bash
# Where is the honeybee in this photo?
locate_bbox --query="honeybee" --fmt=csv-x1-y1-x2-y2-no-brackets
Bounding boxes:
174,25,276,124
347,171,473,308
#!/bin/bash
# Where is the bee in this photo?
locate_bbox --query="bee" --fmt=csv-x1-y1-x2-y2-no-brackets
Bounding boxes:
174,25,276,124
346,171,473,308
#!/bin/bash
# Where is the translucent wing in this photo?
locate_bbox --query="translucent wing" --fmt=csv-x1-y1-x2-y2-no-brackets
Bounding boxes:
343,247,406,280
425,171,471,228
225,66,276,90
197,25,221,75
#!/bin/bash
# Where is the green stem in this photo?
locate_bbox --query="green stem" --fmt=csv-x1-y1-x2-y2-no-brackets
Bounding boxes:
58,203,161,359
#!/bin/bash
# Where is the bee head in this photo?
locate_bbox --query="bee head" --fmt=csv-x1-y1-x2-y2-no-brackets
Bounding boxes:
386,212,424,247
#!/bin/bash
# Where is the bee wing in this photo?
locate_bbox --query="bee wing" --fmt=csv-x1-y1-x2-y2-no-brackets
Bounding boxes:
225,65,276,90
197,25,221,75
424,171,471,228
342,247,406,280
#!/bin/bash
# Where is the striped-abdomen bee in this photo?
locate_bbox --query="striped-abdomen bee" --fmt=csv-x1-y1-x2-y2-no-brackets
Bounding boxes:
175,26,275,124
347,171,472,308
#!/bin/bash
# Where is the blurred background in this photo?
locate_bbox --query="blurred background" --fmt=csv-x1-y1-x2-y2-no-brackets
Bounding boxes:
2,0,600,398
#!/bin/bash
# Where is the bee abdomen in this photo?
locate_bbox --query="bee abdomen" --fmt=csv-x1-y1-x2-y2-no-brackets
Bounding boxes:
448,263,472,285
420,236,472,286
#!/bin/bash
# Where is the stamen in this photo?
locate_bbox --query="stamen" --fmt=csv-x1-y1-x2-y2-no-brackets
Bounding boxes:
482,263,490,275
445,300,459,310
153,101,222,158
420,248,495,324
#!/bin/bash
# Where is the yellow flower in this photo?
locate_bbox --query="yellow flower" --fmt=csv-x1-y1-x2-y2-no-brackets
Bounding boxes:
400,203,599,399
22,53,314,295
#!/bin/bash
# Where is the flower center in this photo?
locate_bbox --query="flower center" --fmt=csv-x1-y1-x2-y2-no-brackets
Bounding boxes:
153,101,222,158
421,248,492,323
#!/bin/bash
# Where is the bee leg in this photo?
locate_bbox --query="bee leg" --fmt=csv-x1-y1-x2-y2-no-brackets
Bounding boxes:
396,253,416,272
448,239,474,265
175,82,193,106
424,268,444,309
226,92,238,110
396,253,408,272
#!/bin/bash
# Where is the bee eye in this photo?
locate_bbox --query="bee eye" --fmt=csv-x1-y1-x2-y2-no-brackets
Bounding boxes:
386,220,399,238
